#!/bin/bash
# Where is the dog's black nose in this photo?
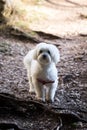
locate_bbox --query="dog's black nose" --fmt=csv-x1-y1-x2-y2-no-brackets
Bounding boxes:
42,54,47,59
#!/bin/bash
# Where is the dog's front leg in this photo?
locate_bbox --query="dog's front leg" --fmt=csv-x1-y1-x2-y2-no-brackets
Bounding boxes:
46,80,58,102
27,72,35,93
33,79,45,101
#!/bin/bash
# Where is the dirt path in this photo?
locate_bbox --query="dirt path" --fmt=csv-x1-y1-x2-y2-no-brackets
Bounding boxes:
0,0,87,129
0,33,87,129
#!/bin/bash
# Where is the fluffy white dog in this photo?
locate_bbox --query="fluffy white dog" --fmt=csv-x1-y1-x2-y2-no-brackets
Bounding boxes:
23,43,60,102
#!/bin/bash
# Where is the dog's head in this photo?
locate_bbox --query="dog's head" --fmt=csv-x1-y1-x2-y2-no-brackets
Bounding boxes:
33,43,60,65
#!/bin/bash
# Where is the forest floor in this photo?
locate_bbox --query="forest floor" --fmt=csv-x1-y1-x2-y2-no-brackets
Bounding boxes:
0,0,87,129
0,28,87,130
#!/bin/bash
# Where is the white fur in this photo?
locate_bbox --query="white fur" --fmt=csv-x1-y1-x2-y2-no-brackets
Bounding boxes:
23,42,60,102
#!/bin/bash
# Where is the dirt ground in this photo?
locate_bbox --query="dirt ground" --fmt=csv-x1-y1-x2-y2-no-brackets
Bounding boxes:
0,0,87,129
0,32,87,129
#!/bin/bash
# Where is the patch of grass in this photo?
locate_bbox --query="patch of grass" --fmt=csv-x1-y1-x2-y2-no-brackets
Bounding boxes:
69,122,83,129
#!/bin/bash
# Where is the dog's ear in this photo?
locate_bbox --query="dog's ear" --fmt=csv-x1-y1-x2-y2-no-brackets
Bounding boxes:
32,49,38,60
53,49,60,65
50,45,60,65
23,49,37,69
33,43,47,60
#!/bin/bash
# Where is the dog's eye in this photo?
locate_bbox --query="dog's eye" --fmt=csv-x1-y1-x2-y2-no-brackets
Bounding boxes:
39,50,43,54
47,50,50,55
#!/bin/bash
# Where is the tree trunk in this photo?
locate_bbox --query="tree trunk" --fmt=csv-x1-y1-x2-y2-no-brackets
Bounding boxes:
0,0,15,23
0,0,5,23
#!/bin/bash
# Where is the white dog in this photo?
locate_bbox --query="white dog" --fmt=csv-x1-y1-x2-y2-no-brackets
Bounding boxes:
23,43,60,102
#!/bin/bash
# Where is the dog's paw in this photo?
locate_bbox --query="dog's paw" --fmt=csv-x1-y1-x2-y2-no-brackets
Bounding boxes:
35,96,45,102
29,87,35,93
29,89,35,95
46,99,54,103
29,92,35,95
46,96,55,103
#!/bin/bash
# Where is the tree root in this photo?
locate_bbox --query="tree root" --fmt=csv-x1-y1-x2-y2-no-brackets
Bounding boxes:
0,93,87,130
